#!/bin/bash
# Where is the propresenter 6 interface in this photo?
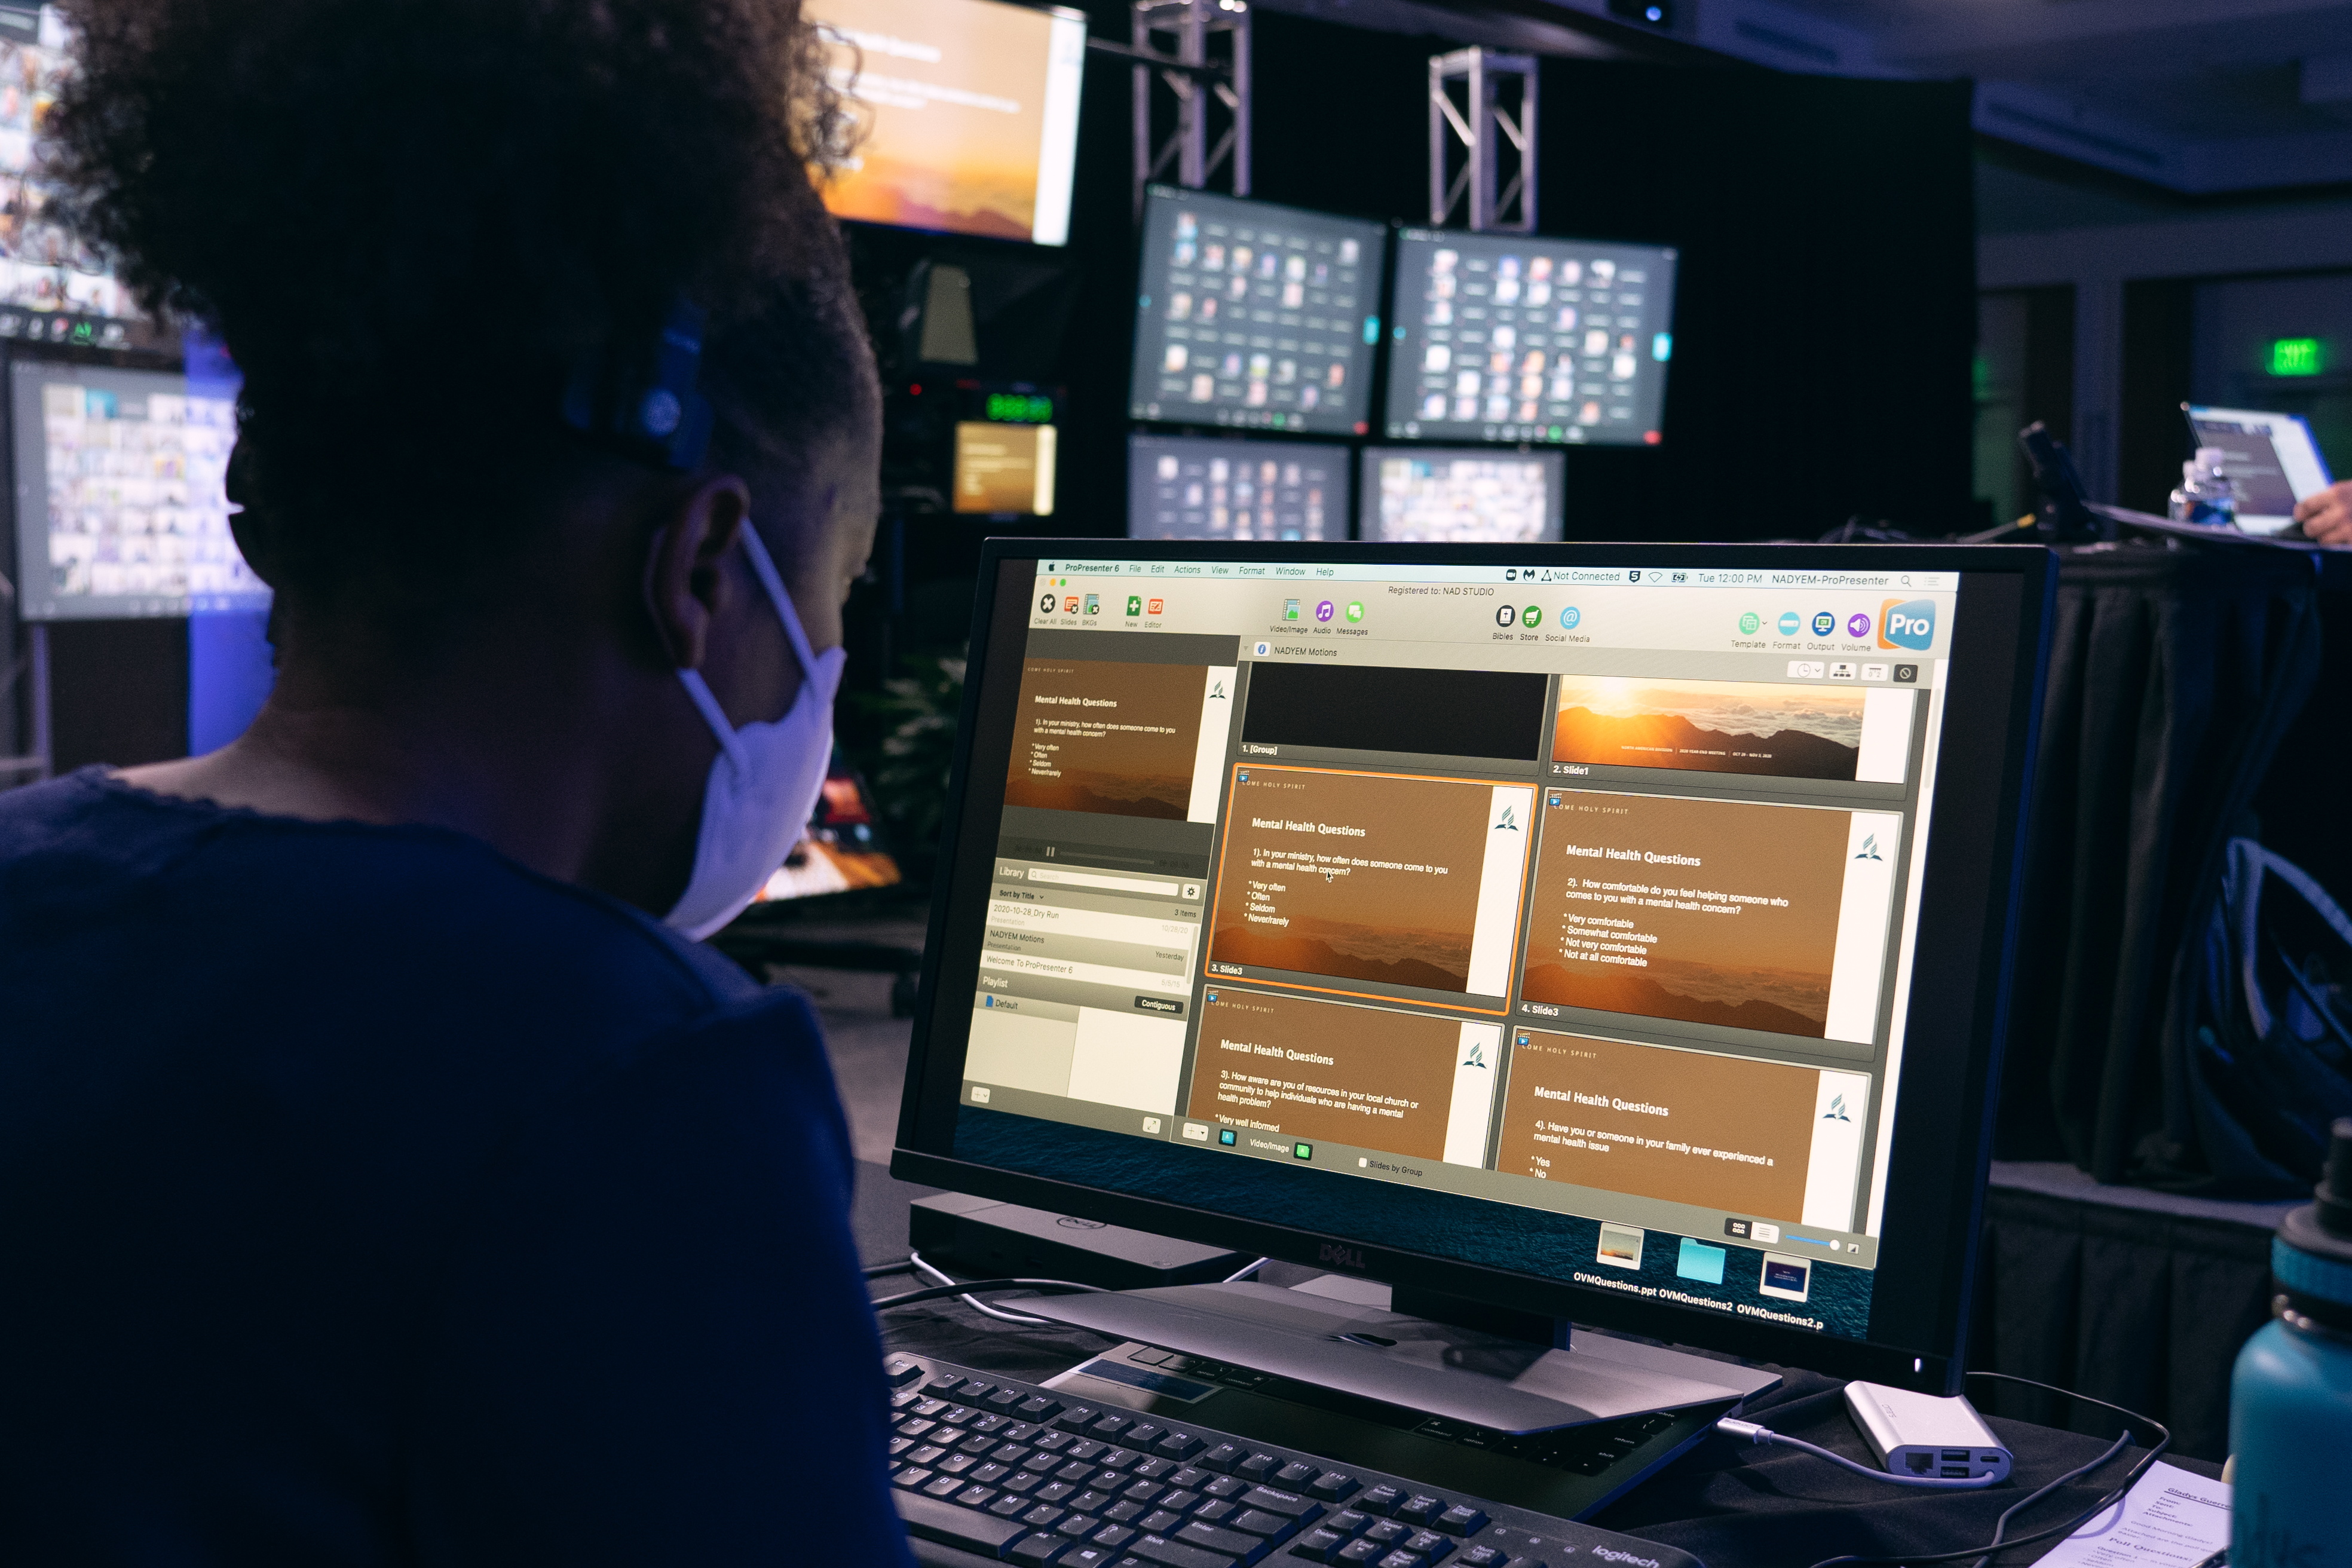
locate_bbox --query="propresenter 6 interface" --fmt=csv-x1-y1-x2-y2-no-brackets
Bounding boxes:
956,557,1962,1342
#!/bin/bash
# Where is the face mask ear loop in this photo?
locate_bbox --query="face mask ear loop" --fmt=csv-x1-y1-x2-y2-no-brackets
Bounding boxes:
736,524,822,681
675,668,750,772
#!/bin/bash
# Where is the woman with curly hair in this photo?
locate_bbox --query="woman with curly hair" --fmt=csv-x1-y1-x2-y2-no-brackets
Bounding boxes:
0,1,914,1560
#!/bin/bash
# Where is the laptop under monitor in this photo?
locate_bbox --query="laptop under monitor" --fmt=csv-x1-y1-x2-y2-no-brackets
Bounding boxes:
2183,403,2335,535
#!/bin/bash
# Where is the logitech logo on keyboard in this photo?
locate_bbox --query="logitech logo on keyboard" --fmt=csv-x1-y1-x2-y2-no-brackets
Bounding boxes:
1593,1552,1662,1567
1318,1241,1367,1270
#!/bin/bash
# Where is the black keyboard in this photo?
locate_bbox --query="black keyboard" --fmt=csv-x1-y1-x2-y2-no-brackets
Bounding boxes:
884,1353,1702,1568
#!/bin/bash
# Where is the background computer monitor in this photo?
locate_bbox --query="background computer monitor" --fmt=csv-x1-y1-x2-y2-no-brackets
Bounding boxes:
0,7,152,348
1385,228,1677,448
8,360,269,621
1128,186,1387,437
895,540,2055,1394
2183,403,2335,535
807,0,1087,247
955,419,1057,518
1129,434,1348,541
751,752,905,904
1359,446,1565,542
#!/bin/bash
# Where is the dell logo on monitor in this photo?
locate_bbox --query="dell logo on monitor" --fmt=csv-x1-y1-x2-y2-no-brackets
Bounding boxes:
1318,1241,1368,1270
1879,599,1936,651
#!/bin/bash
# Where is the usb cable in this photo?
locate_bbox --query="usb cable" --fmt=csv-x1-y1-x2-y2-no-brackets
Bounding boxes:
1714,1417,1997,1490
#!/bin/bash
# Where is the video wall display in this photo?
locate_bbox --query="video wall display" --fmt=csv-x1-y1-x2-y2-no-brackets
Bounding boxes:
1358,446,1563,543
1128,434,1346,541
9,360,269,621
0,4,150,348
1128,186,1386,437
807,0,1087,246
1384,228,1677,448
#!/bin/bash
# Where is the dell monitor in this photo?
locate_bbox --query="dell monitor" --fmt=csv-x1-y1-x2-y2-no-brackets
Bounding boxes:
1360,446,1564,543
1129,187,1387,437
8,360,270,621
2183,403,2335,535
1385,229,1676,448
895,541,2054,1405
1129,434,1348,542
808,0,1087,246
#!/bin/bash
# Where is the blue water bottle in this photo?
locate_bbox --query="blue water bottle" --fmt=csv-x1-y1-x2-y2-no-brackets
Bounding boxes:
2231,1117,2352,1566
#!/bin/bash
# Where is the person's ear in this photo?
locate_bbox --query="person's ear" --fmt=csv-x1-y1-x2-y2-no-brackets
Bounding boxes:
640,475,752,672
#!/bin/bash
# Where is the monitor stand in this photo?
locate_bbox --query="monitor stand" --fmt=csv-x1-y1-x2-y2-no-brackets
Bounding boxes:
1018,1278,1778,1434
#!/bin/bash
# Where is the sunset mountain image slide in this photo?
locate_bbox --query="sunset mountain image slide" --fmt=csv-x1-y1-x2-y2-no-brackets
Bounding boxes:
1552,676,1864,781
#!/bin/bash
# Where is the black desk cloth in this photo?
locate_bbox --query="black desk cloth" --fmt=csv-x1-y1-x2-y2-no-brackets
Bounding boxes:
875,1282,2216,1568
1997,540,2326,1192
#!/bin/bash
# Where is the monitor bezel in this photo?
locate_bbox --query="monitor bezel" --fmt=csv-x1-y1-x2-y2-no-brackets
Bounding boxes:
893,538,2056,1395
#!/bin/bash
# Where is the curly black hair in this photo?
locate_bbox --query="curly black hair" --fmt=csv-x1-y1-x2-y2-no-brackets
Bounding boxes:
45,0,876,612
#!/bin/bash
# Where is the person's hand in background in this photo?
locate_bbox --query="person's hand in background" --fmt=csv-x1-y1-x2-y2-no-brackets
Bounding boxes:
2292,480,2352,544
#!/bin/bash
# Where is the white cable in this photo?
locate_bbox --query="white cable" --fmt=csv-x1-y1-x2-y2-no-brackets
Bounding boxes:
1715,1418,1998,1490
1222,1257,1269,1283
908,1248,1054,1326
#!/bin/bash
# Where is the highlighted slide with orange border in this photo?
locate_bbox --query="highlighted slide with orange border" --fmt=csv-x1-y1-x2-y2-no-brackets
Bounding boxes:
1206,765,1533,1012
1551,675,1915,784
1004,658,1235,823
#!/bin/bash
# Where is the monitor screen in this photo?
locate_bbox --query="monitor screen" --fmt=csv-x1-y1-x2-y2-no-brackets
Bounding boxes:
0,4,154,348
955,419,1056,517
2184,404,2334,534
752,752,904,904
8,360,270,621
1385,229,1676,448
808,0,1086,247
1129,186,1386,437
1129,434,1348,542
896,541,2053,1389
1360,446,1564,543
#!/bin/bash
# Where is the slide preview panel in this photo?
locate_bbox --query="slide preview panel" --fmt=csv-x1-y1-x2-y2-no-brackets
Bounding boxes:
1521,789,1903,1045
1187,988,1502,1166
1005,657,1238,823
1495,1028,1871,1230
1551,676,1914,785
1207,765,1535,1010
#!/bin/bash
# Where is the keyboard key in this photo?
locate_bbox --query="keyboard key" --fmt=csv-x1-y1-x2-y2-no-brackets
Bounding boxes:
1177,1521,1274,1564
1064,1551,1118,1568
1375,1552,1423,1568
1019,1397,1065,1422
1240,1488,1324,1523
1069,1441,1108,1463
889,1437,915,1457
1275,1463,1317,1488
1140,1509,1186,1534
1094,1524,1140,1551
1058,1463,1098,1484
1006,1472,1049,1496
988,1389,1028,1413
1200,1443,1247,1473
1160,1489,1202,1514
1435,1507,1488,1538
1058,1406,1104,1432
1291,1527,1349,1562
1128,1536,1246,1568
1125,1480,1168,1505
1126,1423,1167,1448
1334,1543,1385,1566
957,1381,996,1400
1010,1533,1069,1566
892,1467,933,1492
962,1433,1001,1456
1356,1487,1405,1517
1327,1512,1373,1537
915,1396,951,1416
886,1357,924,1387
1091,1415,1135,1438
922,1474,966,1499
894,1489,1032,1557
1456,1550,1505,1567
1037,1483,1077,1505
1203,1476,1248,1500
1193,1499,1238,1526
992,1495,1033,1518
892,1389,924,1411
1100,1448,1144,1472
1500,1558,1551,1568
1105,1501,1148,1526
995,1444,1037,1467
1230,1509,1300,1544
1024,1504,1068,1528
1361,1522,1409,1549
1404,1530,1451,1560
1310,1472,1358,1502
1134,1457,1177,1481
959,1485,1003,1509
1395,1496,1444,1527
1071,1491,1115,1515
1157,1432,1208,1460
1236,1454,1280,1482
941,1454,982,1476
1057,1514,1104,1539
975,1463,1014,1484
1036,1432,1077,1454
923,1372,963,1395
898,1418,938,1439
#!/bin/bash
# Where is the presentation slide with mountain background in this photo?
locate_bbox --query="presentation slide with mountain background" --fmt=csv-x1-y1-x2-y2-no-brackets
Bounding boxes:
1003,659,1207,820
1552,676,1909,784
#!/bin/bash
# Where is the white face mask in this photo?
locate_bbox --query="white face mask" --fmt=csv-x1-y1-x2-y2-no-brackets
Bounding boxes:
663,525,845,939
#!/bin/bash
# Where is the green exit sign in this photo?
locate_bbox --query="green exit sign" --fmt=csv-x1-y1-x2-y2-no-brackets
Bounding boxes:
986,392,1054,423
2270,338,2324,376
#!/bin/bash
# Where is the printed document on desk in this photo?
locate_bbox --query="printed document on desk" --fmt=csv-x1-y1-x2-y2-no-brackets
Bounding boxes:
2035,1460,2228,1567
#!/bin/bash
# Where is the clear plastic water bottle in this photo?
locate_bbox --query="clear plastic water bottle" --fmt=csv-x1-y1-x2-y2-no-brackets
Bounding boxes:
2169,446,2239,526
2230,1118,2352,1566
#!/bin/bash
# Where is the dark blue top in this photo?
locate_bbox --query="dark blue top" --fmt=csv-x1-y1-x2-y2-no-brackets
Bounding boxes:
0,770,914,1566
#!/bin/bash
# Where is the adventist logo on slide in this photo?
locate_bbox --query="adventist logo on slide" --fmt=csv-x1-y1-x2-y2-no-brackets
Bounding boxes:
1878,598,1936,651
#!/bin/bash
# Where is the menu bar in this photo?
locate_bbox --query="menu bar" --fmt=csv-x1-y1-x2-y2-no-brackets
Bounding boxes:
1037,558,1961,592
